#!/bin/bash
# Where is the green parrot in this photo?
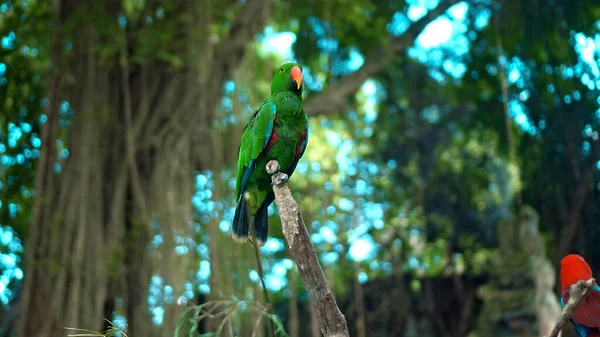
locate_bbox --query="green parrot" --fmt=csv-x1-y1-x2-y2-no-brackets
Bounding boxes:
232,62,309,247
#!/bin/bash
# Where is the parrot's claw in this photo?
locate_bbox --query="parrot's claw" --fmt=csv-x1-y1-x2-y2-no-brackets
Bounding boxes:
266,160,287,185
266,160,280,175
271,173,289,186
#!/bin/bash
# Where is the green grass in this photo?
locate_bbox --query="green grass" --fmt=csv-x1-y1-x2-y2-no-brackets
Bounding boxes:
63,318,128,337
63,297,289,337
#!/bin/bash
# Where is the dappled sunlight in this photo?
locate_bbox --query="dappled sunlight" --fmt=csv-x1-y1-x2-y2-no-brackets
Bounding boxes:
0,225,22,306
1,0,599,336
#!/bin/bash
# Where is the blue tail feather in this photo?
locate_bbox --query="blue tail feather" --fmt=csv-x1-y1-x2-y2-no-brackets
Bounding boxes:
232,195,250,242
252,193,274,246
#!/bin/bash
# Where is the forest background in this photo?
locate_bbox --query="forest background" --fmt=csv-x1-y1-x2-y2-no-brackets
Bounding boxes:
1,0,600,336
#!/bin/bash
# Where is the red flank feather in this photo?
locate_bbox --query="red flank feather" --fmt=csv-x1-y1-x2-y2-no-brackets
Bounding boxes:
295,130,307,157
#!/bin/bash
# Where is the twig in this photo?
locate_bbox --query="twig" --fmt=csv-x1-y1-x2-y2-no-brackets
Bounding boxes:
266,160,350,337
545,278,596,337
252,315,264,337
181,298,289,336
252,239,276,336
63,318,128,337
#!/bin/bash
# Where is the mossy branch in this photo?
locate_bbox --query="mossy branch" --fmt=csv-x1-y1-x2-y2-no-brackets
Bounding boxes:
266,160,350,337
545,278,595,337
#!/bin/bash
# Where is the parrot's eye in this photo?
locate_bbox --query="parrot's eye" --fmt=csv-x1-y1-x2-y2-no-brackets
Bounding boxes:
280,67,284,72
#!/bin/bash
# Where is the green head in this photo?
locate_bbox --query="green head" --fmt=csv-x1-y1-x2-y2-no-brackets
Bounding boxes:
270,62,303,96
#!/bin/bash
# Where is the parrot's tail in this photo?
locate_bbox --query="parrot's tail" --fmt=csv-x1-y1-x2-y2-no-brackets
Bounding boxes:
232,196,250,243
252,195,272,247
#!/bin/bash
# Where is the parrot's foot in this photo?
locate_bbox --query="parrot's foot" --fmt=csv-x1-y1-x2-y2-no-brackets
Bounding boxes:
271,173,289,186
266,160,280,175
266,160,288,185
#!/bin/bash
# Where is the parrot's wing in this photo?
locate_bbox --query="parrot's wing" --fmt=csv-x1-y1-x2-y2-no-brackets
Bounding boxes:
572,321,594,337
298,113,309,159
284,113,309,176
235,102,277,201
561,284,600,335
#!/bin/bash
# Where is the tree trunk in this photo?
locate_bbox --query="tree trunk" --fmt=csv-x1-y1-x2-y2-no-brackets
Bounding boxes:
353,263,367,337
17,1,271,337
18,2,121,336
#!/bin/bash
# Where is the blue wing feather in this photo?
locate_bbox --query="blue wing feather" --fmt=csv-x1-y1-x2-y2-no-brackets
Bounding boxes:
237,102,277,201
239,159,255,201
572,321,593,337
264,118,274,148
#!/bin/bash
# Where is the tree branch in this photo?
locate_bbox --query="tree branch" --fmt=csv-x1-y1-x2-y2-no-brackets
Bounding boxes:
304,0,460,116
545,279,595,337
557,166,594,258
211,0,272,94
182,0,272,143
120,30,151,227
493,0,523,212
266,160,350,337
379,181,429,247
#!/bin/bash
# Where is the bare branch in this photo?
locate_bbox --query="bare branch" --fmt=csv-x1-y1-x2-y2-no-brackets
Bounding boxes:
182,1,273,143
304,0,460,116
266,160,350,337
493,2,515,160
545,279,595,337
210,1,272,96
493,0,523,210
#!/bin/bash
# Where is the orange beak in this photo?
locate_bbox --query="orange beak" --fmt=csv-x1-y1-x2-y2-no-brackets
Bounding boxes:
291,65,302,90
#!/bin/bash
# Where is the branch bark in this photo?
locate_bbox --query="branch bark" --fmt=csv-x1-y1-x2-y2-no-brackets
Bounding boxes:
545,279,595,337
266,160,350,337
303,0,459,116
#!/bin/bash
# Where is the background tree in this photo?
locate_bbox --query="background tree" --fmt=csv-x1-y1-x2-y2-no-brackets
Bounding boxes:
0,0,599,336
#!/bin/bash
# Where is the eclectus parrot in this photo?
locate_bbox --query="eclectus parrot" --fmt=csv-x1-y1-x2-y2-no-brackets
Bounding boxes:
560,254,600,337
232,62,308,247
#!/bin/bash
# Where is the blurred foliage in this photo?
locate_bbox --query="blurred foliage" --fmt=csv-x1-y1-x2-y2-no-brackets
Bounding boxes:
0,0,599,336
0,0,51,237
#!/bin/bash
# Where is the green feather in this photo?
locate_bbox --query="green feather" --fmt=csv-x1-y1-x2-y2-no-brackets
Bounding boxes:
232,62,308,245
234,102,276,202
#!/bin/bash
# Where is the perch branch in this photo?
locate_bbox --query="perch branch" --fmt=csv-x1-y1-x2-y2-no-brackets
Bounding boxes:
545,278,596,337
266,160,350,337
